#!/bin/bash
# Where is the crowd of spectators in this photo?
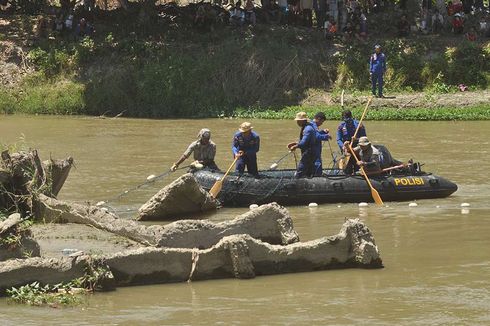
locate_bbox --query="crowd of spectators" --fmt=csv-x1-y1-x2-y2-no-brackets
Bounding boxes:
191,0,490,43
33,0,95,40
395,0,490,40
31,0,490,42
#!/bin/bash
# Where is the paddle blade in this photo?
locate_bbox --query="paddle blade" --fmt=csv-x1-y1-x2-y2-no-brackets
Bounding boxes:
209,180,223,198
371,187,384,205
269,163,278,170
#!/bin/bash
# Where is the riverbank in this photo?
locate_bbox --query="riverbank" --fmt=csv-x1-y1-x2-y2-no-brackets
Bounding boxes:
1,9,489,120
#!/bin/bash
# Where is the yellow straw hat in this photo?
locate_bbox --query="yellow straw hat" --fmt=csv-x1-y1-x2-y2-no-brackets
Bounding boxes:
239,122,253,132
294,112,308,121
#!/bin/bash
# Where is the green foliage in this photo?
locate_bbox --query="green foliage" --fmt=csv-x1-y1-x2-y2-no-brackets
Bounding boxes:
0,89,18,114
425,72,453,94
4,26,490,118
7,281,83,306
74,37,96,64
445,42,489,87
0,233,21,248
17,79,85,115
27,48,74,77
6,258,110,306
232,104,490,121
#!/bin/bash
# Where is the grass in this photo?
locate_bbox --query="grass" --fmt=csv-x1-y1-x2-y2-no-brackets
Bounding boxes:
1,12,490,119
231,104,490,120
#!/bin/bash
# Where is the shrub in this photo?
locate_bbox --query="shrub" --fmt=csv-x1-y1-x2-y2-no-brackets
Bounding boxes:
17,79,85,115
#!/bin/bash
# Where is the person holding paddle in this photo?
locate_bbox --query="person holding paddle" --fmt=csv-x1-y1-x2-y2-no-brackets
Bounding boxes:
337,109,367,174
351,136,381,174
336,109,366,151
232,122,260,178
288,112,318,178
171,128,219,172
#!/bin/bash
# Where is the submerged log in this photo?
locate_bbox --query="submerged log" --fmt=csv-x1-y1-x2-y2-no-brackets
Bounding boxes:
138,173,218,221
35,195,299,248
0,218,380,293
104,218,382,285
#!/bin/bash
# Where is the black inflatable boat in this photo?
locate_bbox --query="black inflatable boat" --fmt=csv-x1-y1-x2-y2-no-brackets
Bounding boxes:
193,168,458,207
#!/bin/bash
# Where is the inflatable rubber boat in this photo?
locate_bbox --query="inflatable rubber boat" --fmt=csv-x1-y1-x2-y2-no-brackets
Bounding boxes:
193,167,458,207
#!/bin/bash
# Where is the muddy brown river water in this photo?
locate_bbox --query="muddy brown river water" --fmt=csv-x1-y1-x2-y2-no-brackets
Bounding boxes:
1,116,489,325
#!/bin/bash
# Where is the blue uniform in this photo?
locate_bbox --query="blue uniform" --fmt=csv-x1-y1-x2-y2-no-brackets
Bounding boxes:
336,118,366,150
232,131,260,176
313,128,332,176
370,52,386,97
296,122,318,178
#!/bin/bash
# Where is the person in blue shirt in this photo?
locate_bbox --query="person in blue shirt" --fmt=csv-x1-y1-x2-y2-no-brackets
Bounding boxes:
337,109,366,174
336,109,366,151
232,122,260,177
288,112,318,178
312,112,332,176
370,44,387,98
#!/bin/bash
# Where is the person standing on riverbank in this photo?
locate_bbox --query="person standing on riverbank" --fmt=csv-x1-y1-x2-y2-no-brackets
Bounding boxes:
172,128,219,171
233,122,260,177
370,44,386,98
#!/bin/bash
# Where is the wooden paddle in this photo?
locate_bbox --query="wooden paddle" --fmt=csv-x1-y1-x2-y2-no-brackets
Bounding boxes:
209,156,239,198
352,96,372,142
339,96,373,169
347,143,383,205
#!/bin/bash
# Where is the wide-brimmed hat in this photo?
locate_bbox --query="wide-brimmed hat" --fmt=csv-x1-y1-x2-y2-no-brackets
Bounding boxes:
294,112,308,121
374,44,381,49
239,122,253,132
358,136,371,146
198,128,211,139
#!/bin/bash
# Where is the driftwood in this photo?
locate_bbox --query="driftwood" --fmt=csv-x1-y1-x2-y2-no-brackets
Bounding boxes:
0,149,73,216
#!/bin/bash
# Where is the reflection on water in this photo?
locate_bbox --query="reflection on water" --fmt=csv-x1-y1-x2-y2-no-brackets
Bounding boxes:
1,116,490,324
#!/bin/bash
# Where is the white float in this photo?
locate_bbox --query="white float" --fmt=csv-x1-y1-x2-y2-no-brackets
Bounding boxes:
249,204,259,210
194,163,204,170
461,203,470,207
146,174,156,181
408,202,418,207
96,201,106,206
308,203,318,208
358,202,368,207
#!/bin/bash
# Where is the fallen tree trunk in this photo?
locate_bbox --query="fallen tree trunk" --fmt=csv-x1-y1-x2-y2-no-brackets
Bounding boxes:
0,218,382,293
35,195,299,248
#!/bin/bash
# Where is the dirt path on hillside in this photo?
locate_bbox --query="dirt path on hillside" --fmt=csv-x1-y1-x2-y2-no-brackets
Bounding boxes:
302,89,490,109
